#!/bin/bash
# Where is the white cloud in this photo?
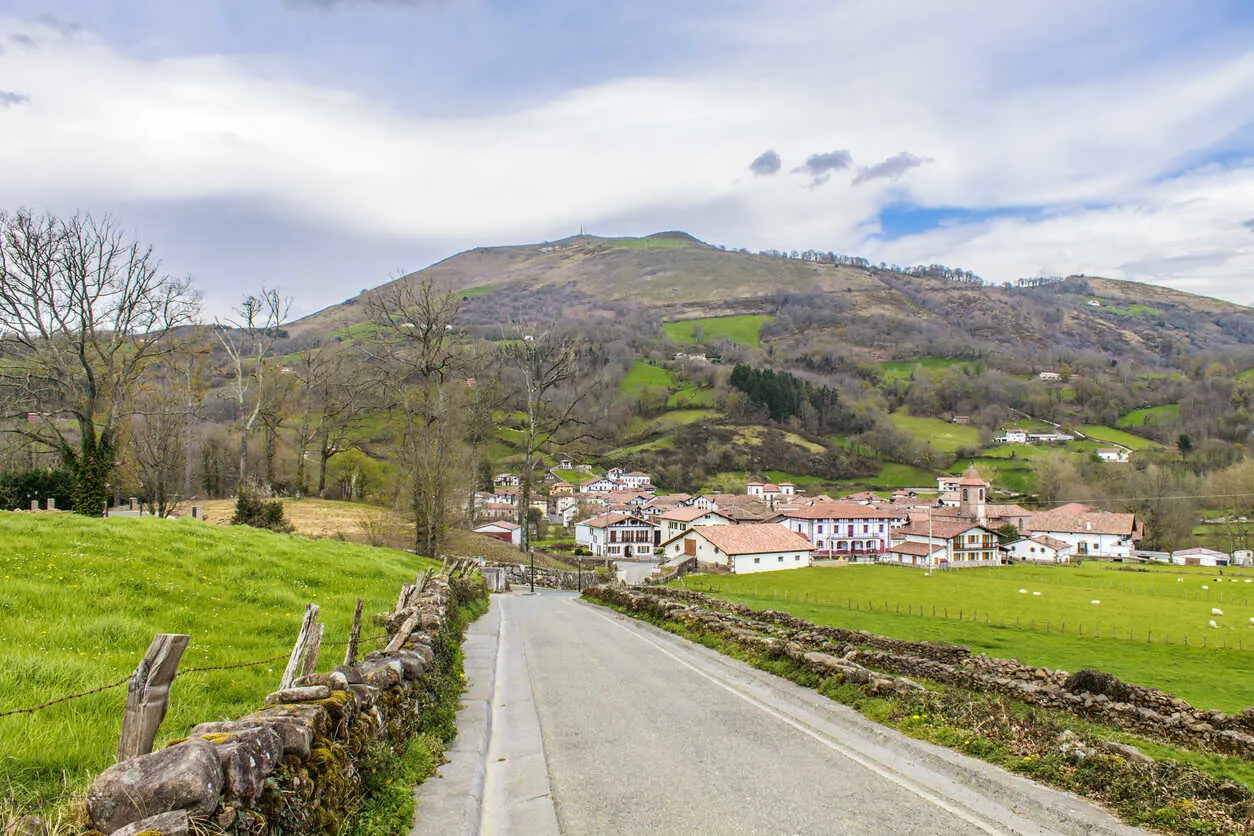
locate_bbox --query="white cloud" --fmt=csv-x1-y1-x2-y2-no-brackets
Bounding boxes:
1,4,1254,309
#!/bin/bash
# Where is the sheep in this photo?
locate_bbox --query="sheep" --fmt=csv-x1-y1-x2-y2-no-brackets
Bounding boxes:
1249,617,1254,625
1090,599,1101,605
1032,591,1041,596
1202,585,1210,590
1212,608,1224,616
1019,588,1028,594
1177,578,1183,582
1209,620,1219,629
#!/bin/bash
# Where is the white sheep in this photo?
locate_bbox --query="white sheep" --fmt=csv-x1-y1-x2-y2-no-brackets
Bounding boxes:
1019,588,1028,594
1090,599,1101,605
1246,579,1251,583
1177,578,1183,582
1249,617,1254,625
1202,585,1209,590
1209,620,1219,629
1032,591,1041,596
1212,608,1224,616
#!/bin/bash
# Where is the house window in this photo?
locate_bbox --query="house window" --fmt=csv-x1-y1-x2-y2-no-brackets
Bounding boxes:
795,555,801,561
754,557,760,564
817,525,824,534
778,555,784,562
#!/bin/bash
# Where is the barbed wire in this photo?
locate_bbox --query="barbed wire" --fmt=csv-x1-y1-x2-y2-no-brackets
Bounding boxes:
0,632,394,720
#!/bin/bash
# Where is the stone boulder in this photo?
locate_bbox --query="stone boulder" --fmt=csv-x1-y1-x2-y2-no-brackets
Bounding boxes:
201,725,284,805
87,738,223,834
110,810,189,836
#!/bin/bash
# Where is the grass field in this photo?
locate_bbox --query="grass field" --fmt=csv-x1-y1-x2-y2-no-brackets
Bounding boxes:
1118,404,1179,429
833,463,936,492
887,410,981,454
1079,425,1162,451
663,314,773,349
678,562,1254,712
618,361,675,399
879,358,971,382
0,513,433,814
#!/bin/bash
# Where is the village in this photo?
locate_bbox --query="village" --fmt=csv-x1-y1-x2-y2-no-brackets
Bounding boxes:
471,462,1253,579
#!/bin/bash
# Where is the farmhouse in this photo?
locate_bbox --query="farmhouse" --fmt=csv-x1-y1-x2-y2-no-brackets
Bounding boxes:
474,521,522,547
574,513,658,559
657,506,733,541
1005,535,1072,564
493,472,521,488
889,519,1002,568
549,480,576,497
659,524,814,574
775,502,896,557
1095,448,1130,463
746,482,796,501
886,540,946,567
1027,503,1141,558
620,471,654,490
582,477,624,493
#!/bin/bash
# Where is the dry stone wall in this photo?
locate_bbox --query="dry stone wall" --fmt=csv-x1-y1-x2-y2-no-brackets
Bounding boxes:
81,573,486,836
588,585,1254,758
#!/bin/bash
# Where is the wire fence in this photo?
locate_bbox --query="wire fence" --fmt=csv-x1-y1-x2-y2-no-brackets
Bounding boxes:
0,633,389,721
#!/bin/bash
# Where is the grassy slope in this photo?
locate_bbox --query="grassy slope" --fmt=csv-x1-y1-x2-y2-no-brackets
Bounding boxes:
0,513,434,811
1079,425,1163,451
888,410,981,453
618,361,675,399
1118,404,1180,428
662,314,773,349
679,562,1254,712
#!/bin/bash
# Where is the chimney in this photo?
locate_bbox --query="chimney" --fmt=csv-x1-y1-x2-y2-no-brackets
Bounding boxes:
1085,521,1092,531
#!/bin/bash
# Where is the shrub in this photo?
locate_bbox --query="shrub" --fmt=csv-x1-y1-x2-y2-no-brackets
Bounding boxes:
1063,669,1132,703
231,492,294,533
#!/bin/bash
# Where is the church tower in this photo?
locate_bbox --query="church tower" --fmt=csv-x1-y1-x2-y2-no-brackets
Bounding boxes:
957,466,988,525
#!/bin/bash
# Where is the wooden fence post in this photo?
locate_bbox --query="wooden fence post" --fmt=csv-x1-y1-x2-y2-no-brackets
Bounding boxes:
118,633,190,761
300,622,325,679
280,604,320,690
344,598,364,666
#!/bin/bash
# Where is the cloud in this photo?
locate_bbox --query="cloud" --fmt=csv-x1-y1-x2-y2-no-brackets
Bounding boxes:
792,150,852,185
1244,218,1254,232
0,91,29,108
748,149,781,176
284,0,451,8
10,33,36,47
853,151,929,185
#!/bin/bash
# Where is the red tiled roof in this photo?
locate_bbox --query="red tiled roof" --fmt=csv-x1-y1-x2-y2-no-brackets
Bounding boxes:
689,524,814,556
659,507,728,523
890,541,942,557
577,513,653,529
1028,505,1137,537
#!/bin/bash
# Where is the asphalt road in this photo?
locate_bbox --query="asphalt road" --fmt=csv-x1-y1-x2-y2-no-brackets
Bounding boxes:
412,591,1144,835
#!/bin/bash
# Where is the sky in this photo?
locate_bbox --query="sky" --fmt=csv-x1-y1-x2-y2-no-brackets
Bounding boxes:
2,1,1254,317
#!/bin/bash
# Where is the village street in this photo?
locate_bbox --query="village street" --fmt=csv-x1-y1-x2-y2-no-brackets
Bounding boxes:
411,591,1144,835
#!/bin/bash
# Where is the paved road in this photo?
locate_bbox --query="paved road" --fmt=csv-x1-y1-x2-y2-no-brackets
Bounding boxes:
413,591,1144,835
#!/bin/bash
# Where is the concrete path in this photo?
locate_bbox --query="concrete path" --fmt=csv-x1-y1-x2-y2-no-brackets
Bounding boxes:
412,590,1145,835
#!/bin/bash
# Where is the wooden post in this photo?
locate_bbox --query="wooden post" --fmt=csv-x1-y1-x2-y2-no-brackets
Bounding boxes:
280,604,320,689
385,613,419,653
344,599,364,666
301,622,324,678
118,633,190,761
395,584,413,614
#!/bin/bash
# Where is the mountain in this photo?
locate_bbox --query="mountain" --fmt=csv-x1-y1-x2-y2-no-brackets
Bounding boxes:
289,232,1253,370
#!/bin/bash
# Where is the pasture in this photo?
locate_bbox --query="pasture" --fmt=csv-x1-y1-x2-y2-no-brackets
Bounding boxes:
662,314,773,348
679,561,1254,712
879,357,971,382
1118,403,1179,429
1079,424,1161,451
0,513,432,813
887,410,981,454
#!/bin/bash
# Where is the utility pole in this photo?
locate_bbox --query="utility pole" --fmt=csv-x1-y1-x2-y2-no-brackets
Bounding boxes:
529,549,535,594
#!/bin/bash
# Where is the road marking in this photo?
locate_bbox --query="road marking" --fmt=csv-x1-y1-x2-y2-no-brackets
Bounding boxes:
578,600,1012,835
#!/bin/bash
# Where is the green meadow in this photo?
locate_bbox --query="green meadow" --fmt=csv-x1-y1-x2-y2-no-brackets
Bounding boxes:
678,562,1254,712
879,357,972,382
662,314,773,348
1118,404,1179,429
887,410,981,454
0,513,432,813
1079,425,1161,451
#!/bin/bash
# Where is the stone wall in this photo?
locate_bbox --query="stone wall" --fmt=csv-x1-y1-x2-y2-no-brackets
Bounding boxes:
81,573,487,836
587,585,1254,758
486,562,586,590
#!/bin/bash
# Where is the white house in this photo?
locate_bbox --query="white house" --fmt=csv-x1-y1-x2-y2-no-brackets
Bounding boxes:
1027,503,1141,558
775,502,897,557
1170,547,1229,567
607,467,625,480
582,477,624,494
620,471,653,490
996,430,1029,444
746,482,797,500
659,524,814,574
493,472,521,488
574,513,657,559
1005,535,1073,564
1095,448,1130,463
1039,371,1062,381
888,519,1002,568
1232,549,1253,567
656,506,733,542
474,521,522,547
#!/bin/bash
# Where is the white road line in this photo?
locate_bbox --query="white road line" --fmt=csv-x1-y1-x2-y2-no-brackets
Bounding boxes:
579,600,1013,836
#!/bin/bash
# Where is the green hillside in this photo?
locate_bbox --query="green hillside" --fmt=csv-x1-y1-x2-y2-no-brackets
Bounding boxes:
0,513,432,813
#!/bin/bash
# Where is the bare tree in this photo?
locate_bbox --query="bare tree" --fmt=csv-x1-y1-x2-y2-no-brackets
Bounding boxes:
291,343,373,497
500,333,587,553
129,366,189,517
0,210,200,514
214,289,291,491
369,278,462,557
